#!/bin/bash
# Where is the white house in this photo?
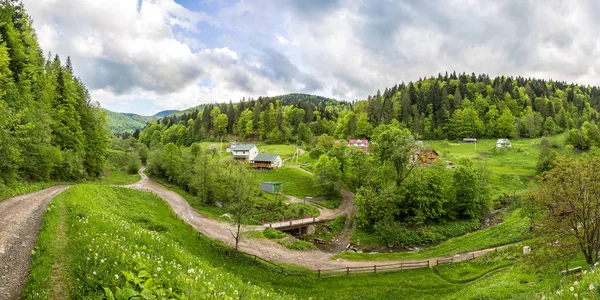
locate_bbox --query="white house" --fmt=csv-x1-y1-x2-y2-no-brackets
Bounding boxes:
496,138,512,148
232,144,258,162
226,142,239,153
251,154,283,169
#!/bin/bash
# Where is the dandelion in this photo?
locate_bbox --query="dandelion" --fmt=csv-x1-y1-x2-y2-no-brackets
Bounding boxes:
590,284,595,290
157,267,161,272
115,274,119,280
571,287,575,292
93,271,96,275
574,293,578,298
575,281,579,286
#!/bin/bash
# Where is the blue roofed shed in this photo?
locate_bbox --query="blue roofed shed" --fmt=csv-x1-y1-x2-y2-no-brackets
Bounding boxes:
260,182,282,194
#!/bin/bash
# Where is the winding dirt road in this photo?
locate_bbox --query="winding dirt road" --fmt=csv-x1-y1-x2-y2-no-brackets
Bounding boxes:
126,169,512,270
0,186,70,300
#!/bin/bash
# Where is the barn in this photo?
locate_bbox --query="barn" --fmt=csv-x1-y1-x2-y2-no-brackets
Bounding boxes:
251,154,283,169
260,182,282,194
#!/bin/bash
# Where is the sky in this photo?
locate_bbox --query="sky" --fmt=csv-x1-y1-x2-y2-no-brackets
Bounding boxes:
22,0,600,116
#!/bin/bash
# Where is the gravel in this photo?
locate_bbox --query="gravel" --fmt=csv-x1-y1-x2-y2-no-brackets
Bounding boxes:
0,186,70,300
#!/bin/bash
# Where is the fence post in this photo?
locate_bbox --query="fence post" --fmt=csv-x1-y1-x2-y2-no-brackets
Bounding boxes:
347,267,350,276
436,260,439,267
451,257,454,263
472,253,475,259
318,269,321,279
428,260,430,268
374,265,377,274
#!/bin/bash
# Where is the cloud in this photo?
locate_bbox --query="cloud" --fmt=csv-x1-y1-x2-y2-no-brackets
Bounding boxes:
22,0,600,114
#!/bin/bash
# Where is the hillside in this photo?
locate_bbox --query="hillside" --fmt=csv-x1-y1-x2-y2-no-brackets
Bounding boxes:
103,109,179,135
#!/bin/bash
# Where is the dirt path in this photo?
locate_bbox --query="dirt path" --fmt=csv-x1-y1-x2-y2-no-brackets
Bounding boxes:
126,169,515,270
0,185,70,300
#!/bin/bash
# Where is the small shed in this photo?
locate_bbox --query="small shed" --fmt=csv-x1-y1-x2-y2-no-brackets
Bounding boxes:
260,182,282,194
496,138,512,148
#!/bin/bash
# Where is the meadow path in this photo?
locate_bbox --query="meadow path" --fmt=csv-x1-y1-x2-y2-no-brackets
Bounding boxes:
0,185,70,300
126,169,512,270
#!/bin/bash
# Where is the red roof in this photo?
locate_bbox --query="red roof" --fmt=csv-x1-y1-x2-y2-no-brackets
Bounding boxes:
348,139,369,147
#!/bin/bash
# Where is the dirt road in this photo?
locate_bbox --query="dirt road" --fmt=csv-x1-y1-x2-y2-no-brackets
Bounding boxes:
126,170,512,270
0,186,70,300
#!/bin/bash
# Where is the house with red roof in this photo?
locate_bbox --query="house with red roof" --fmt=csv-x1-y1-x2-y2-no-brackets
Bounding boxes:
348,139,369,153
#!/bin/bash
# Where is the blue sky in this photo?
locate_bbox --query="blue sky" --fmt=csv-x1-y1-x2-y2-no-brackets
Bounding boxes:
23,0,600,115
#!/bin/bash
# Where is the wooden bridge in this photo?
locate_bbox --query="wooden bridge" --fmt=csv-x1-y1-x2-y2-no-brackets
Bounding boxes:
263,216,322,231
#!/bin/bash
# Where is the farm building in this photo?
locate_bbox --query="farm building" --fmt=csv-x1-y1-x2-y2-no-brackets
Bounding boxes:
226,142,239,153
412,148,440,164
496,138,512,148
251,154,283,169
348,139,369,152
232,144,258,163
260,182,282,194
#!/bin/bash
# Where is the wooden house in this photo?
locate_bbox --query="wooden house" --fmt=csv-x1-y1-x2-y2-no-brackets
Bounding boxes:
232,144,258,163
251,154,282,169
412,148,439,164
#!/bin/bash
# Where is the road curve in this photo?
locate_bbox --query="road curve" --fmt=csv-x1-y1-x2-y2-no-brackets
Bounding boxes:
126,169,515,270
0,185,70,300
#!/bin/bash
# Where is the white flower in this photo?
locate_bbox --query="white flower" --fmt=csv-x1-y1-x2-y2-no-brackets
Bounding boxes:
575,281,579,286
115,274,119,280
556,290,562,295
595,262,599,267
157,267,161,272
93,271,96,275
590,284,595,290
571,287,575,292
574,293,578,298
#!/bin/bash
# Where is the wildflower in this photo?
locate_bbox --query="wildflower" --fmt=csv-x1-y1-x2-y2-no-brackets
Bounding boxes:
575,281,579,286
574,293,578,298
188,268,195,274
571,287,575,292
556,290,562,295
590,284,595,290
595,262,599,267
93,271,96,275
115,274,119,280
157,267,161,272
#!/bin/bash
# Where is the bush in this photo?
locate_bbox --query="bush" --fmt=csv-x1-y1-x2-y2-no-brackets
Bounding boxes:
287,240,315,251
263,228,286,239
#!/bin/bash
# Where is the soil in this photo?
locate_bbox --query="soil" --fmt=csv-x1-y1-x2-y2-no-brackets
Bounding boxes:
0,185,70,300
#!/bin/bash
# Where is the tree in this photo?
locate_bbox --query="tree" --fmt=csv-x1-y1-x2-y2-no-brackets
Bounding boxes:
226,163,254,251
495,109,516,138
371,125,415,185
313,155,342,197
297,122,312,146
214,114,228,137
453,159,489,219
531,157,600,268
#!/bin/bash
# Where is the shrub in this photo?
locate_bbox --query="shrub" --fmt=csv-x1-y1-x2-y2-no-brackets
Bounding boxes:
263,228,286,239
287,240,315,251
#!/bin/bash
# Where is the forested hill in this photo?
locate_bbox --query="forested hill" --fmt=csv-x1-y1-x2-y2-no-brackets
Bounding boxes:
103,109,179,136
138,76,600,149
0,2,108,185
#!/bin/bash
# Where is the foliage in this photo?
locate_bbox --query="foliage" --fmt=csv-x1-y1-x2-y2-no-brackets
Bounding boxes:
0,2,108,186
102,109,164,136
313,155,342,197
263,227,287,239
250,167,319,198
529,156,600,268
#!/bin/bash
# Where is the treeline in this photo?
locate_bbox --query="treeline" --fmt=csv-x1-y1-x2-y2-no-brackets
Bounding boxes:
138,73,600,147
0,2,108,185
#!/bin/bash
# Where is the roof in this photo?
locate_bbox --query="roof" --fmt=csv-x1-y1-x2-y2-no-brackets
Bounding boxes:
413,148,439,156
233,144,257,151
348,139,369,146
252,154,281,162
261,182,282,185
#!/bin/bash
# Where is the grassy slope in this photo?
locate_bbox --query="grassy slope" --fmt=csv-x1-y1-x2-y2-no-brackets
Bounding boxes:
24,185,288,299
25,184,587,299
250,166,320,198
103,109,159,135
339,209,530,261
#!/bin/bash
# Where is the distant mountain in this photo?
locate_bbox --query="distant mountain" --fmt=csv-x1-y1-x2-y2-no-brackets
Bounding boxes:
154,110,179,117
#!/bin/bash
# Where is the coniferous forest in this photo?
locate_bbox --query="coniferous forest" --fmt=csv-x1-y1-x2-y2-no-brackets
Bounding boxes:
140,73,600,151
0,2,109,185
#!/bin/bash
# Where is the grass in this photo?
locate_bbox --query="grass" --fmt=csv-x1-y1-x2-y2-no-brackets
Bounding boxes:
24,185,288,299
25,184,586,299
250,166,320,198
256,144,298,159
339,209,530,261
0,181,60,201
92,170,140,185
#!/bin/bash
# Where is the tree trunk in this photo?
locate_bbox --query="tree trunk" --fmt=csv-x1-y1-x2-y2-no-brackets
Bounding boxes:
235,221,241,251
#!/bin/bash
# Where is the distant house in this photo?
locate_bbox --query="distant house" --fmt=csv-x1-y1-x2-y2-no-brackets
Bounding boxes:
260,182,282,194
415,140,424,147
226,142,239,153
412,148,440,165
232,144,258,163
251,154,283,169
348,139,369,153
446,161,456,169
496,138,512,148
